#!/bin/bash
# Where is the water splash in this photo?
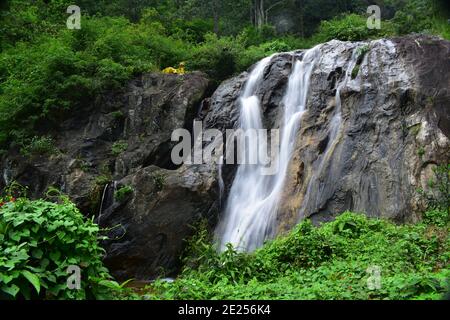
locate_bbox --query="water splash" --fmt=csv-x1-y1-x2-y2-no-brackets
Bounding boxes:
217,47,321,252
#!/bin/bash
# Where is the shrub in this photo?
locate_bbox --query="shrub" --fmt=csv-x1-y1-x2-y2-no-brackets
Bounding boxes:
0,197,120,300
423,209,449,227
111,141,128,156
392,0,436,35
238,25,277,47
20,136,58,157
188,33,241,82
149,212,449,300
316,14,394,42
418,164,450,210
114,185,133,202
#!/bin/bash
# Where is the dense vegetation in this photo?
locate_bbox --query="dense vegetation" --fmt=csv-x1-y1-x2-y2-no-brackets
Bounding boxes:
0,184,134,299
149,210,449,300
0,0,449,150
0,198,120,299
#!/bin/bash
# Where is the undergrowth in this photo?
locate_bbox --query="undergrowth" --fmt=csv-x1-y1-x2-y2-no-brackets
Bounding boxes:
148,211,449,300
0,191,135,300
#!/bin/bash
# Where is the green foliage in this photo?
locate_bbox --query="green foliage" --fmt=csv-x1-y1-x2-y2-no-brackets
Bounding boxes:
0,197,121,300
152,173,166,192
418,164,450,211
393,0,434,35
316,14,395,42
189,33,241,82
418,147,426,158
20,136,58,157
110,110,125,121
111,140,128,156
423,209,449,227
114,185,133,202
0,14,161,149
1,1,448,148
238,39,292,71
149,212,449,300
95,175,112,187
356,45,370,58
351,65,360,79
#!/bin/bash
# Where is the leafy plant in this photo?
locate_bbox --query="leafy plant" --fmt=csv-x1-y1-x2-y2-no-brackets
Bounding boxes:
423,208,449,227
148,212,449,300
111,140,128,156
110,110,125,121
417,147,426,158
20,136,58,157
114,185,133,202
418,164,450,211
351,65,360,79
316,14,394,42
0,196,121,300
152,173,166,192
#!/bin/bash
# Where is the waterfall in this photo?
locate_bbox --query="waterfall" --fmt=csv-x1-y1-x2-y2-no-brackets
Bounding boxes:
97,183,109,225
299,47,360,217
98,181,117,225
218,156,225,207
217,47,320,252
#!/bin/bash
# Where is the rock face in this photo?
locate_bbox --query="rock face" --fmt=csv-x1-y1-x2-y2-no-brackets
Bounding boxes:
281,36,450,228
210,35,450,235
0,72,216,280
1,35,449,280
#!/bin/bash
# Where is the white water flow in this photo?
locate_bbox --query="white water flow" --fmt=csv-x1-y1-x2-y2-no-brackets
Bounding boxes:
218,156,225,206
97,183,109,225
299,48,359,217
218,48,320,252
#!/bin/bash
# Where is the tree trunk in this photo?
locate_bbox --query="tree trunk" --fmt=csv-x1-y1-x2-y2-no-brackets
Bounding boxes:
254,0,265,29
298,0,305,37
212,0,220,35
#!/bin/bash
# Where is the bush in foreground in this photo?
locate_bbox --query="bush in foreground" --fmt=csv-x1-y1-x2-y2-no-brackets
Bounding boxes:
0,197,123,300
149,211,449,300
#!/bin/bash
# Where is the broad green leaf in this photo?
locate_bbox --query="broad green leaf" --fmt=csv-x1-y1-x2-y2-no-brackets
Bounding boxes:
22,270,40,294
32,248,43,259
1,284,20,298
49,251,61,262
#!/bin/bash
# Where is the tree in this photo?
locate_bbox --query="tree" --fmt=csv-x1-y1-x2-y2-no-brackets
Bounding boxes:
253,0,288,29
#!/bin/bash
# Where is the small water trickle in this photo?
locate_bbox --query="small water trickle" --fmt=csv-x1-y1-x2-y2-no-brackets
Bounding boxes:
299,47,360,218
97,182,110,225
3,162,12,187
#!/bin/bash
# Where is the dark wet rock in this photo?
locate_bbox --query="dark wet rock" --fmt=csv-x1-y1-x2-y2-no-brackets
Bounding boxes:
0,72,212,280
100,165,219,280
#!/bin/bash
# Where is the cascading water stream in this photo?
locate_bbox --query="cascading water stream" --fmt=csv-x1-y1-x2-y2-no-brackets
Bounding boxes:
299,48,360,217
218,155,225,207
217,47,320,252
97,180,117,225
